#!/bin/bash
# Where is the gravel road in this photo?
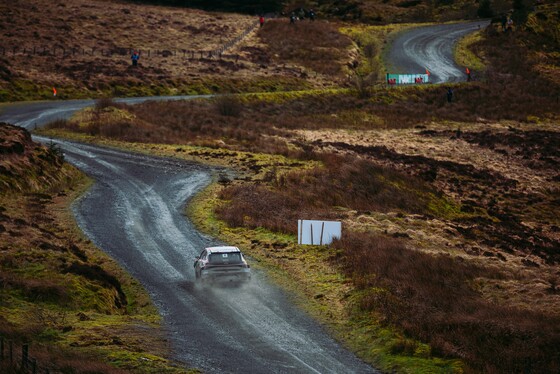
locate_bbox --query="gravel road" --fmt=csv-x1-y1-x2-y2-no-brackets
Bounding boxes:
384,20,490,83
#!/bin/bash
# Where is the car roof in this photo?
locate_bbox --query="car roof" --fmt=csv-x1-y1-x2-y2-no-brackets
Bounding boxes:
206,246,241,254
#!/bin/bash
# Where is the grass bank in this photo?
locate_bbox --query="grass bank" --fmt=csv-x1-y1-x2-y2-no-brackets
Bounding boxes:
0,124,197,373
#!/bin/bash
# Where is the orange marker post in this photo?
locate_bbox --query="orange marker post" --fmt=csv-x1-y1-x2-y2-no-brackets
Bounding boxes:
52,87,57,97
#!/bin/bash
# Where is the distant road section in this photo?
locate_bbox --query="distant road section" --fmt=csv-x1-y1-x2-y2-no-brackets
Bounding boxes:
385,21,490,83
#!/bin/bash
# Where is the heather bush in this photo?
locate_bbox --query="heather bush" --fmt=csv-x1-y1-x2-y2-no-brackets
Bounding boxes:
216,154,436,233
214,95,243,117
258,19,352,76
94,97,118,111
332,230,560,373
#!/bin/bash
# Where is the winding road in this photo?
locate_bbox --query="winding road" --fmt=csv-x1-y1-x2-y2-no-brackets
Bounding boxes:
384,20,489,83
0,21,483,373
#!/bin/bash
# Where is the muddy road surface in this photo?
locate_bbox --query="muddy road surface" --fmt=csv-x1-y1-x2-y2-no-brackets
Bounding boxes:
3,101,377,373
385,21,490,83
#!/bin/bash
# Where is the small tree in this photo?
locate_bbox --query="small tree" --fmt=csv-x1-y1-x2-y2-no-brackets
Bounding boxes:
214,95,243,117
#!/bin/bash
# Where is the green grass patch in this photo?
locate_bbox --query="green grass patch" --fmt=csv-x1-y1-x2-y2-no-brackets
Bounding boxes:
341,23,418,78
454,30,486,72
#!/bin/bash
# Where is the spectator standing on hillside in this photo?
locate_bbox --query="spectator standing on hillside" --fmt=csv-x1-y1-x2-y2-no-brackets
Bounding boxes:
309,9,316,21
447,88,454,103
131,50,140,66
466,67,471,82
290,12,296,24
259,16,264,27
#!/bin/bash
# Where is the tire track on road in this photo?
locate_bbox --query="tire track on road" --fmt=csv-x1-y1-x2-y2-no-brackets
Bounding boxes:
385,21,489,83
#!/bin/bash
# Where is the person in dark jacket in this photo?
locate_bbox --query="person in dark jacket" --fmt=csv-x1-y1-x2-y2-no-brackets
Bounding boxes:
131,50,140,66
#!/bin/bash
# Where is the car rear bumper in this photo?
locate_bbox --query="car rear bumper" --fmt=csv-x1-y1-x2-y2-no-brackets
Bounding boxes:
200,268,251,283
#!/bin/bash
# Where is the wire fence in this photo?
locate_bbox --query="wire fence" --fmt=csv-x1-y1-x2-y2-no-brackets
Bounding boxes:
0,336,48,374
0,20,259,60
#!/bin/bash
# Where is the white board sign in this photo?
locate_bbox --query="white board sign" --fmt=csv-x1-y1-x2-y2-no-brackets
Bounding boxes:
298,220,341,245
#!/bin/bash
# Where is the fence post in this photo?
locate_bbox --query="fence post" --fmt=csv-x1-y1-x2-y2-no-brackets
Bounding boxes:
9,340,12,363
22,344,28,369
32,358,37,374
0,336,3,361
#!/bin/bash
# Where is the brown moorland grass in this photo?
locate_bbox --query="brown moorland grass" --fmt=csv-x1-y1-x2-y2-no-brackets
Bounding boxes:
332,231,560,373
46,98,298,156
0,0,365,101
258,19,353,76
44,16,559,149
216,153,441,234
0,0,320,101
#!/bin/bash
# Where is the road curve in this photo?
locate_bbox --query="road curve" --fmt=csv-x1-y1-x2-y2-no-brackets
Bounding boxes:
384,21,490,83
0,95,208,130
2,101,377,374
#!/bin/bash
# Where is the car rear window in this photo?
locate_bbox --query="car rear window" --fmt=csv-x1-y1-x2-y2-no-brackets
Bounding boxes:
208,252,242,264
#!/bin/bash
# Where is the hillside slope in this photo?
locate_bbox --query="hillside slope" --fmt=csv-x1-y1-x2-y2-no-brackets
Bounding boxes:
0,123,191,373
0,0,354,101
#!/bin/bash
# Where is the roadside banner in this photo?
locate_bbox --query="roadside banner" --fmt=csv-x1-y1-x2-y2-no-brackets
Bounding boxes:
298,220,341,245
386,73,429,85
